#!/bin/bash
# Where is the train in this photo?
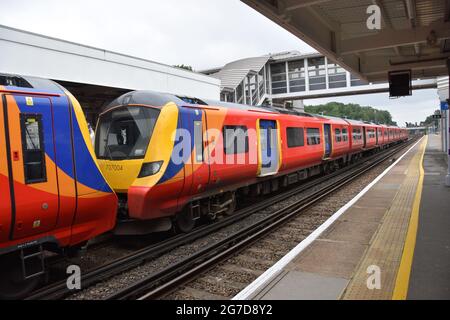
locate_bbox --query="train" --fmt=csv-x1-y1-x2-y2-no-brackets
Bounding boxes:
0,73,408,298
95,91,408,234
0,74,117,298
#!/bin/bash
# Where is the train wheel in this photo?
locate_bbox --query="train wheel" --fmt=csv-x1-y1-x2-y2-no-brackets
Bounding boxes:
175,209,196,233
0,252,42,300
224,194,236,216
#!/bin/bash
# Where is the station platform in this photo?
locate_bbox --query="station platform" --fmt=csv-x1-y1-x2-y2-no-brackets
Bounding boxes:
234,135,450,300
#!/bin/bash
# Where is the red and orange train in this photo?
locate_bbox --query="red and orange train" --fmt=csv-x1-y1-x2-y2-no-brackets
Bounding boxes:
0,75,117,298
0,74,408,298
95,91,408,234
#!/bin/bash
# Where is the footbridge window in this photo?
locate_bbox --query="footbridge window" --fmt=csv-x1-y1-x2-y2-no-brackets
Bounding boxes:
328,62,347,89
308,57,326,91
288,60,306,93
271,62,287,94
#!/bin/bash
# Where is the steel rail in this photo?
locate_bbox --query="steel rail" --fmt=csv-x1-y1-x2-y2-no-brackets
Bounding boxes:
106,140,416,300
26,140,414,300
26,140,412,300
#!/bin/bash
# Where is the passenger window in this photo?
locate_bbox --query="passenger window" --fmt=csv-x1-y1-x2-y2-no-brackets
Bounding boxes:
335,129,342,142
342,128,348,142
352,128,362,140
194,121,203,162
286,127,304,148
223,125,249,154
306,128,321,145
20,114,47,184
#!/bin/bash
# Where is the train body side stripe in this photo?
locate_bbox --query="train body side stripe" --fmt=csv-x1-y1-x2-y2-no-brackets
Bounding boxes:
2,94,16,240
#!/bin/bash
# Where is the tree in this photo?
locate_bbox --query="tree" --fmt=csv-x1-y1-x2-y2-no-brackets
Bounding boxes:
174,64,193,72
304,102,397,125
423,111,441,127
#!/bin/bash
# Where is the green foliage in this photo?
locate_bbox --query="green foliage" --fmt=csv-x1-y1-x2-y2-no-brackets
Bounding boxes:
174,64,193,71
422,112,440,126
304,102,397,125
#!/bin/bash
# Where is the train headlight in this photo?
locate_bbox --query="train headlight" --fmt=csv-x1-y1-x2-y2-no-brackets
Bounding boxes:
138,161,163,178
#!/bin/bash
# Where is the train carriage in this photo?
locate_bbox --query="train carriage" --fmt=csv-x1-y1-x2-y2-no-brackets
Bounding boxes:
0,74,409,299
94,90,408,236
0,74,117,299
344,119,365,156
363,123,379,150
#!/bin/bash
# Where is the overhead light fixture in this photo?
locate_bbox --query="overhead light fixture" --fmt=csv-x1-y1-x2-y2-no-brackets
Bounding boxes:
389,70,412,98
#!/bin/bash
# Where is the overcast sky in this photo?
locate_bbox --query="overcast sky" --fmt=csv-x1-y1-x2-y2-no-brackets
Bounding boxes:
0,0,441,125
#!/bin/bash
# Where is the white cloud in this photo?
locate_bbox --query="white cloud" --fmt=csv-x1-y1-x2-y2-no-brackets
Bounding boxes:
0,0,441,123
306,89,440,126
0,0,314,69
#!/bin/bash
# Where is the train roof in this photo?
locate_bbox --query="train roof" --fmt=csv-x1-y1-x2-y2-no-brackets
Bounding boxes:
0,73,65,94
319,115,351,125
104,90,323,118
104,91,403,129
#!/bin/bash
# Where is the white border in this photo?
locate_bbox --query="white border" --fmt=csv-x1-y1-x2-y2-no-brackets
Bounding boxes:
233,138,424,300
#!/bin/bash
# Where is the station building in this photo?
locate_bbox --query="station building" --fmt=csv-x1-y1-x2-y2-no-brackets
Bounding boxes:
0,24,221,125
201,51,437,110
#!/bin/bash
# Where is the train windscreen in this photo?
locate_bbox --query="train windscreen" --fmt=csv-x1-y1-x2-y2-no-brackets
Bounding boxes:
95,106,160,160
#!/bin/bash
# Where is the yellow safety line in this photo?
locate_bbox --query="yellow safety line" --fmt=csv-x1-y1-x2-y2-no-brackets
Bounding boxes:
392,136,428,300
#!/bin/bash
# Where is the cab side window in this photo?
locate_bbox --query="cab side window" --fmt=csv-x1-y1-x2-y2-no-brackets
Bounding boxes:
20,114,47,184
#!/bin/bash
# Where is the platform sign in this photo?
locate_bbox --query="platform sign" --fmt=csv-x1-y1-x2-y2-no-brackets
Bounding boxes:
441,101,449,111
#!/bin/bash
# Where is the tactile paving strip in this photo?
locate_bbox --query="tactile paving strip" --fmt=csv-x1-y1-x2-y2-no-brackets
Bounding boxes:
341,139,427,300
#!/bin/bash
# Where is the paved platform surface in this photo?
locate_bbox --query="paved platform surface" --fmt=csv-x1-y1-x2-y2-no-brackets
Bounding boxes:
235,135,450,300
408,135,450,299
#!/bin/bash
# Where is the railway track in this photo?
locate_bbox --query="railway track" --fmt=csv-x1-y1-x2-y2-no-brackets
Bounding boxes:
103,139,416,300
26,140,414,300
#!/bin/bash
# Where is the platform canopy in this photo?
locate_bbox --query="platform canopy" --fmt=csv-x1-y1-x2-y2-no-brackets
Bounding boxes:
242,0,450,82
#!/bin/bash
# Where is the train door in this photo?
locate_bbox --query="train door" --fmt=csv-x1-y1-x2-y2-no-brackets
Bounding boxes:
2,94,59,240
258,120,279,176
323,124,332,158
189,108,210,194
0,94,13,243
363,127,367,148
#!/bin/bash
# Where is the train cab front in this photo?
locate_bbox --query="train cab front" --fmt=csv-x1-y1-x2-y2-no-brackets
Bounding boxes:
95,92,182,235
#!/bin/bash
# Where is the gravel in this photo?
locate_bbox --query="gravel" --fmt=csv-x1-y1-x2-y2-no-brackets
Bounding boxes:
165,154,399,300
65,150,401,300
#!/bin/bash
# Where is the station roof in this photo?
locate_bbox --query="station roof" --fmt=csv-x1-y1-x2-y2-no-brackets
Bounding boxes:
209,55,272,90
242,0,450,82
0,25,220,100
